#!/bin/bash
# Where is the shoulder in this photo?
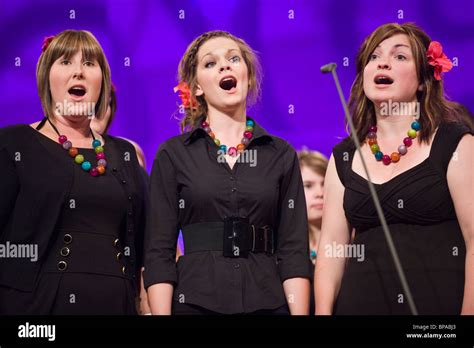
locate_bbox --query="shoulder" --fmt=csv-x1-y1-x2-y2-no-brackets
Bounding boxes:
332,136,355,157
438,120,473,140
154,133,191,156
105,134,137,153
0,124,34,148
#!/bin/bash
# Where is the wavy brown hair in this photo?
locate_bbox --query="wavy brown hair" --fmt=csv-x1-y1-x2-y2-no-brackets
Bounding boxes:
349,22,473,144
177,30,262,132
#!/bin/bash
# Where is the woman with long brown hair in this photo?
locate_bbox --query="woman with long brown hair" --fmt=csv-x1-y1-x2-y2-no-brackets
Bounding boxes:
315,23,473,314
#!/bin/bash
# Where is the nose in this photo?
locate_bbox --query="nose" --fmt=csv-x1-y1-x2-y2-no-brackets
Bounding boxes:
377,59,391,70
314,183,324,199
72,62,85,79
219,59,232,73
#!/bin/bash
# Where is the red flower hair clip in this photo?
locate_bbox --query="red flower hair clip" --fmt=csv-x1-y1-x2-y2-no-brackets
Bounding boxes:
426,41,453,81
173,81,198,110
42,35,55,52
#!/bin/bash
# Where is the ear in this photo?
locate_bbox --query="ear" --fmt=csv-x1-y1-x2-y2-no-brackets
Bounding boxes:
195,84,204,96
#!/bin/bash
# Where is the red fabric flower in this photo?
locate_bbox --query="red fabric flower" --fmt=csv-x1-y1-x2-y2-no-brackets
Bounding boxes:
41,35,55,52
173,81,198,109
426,41,453,81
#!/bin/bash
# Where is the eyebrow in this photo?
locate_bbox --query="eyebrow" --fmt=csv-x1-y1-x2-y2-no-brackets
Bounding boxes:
201,48,240,62
376,43,411,49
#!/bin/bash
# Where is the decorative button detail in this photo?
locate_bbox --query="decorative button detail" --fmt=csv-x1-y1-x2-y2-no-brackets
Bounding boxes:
60,247,70,257
113,238,120,248
116,252,122,261
233,263,240,269
231,188,237,193
121,266,126,275
63,234,73,244
57,261,68,271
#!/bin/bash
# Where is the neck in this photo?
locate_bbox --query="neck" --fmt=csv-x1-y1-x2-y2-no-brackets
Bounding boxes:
205,104,247,140
50,115,93,139
309,220,321,248
373,98,418,139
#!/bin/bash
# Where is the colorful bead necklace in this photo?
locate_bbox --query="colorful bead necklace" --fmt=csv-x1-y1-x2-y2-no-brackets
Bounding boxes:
201,118,254,157
47,118,107,176
367,120,421,165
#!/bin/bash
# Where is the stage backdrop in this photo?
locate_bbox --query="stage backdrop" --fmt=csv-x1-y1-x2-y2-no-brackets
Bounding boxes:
1,0,473,172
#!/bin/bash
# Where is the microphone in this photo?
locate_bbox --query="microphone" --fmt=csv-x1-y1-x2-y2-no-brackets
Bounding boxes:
320,62,337,73
320,62,419,315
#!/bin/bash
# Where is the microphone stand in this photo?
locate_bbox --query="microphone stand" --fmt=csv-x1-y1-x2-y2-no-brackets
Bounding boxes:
321,62,418,315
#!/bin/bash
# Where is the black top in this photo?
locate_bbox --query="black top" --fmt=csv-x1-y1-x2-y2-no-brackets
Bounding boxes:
331,121,472,314
143,118,311,314
0,124,148,294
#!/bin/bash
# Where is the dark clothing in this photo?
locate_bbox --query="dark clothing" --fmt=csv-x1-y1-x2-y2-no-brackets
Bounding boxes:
0,124,147,314
144,118,311,314
332,121,472,315
172,300,290,315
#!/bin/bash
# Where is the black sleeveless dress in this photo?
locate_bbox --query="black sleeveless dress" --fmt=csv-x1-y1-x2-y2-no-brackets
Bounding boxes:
332,121,472,315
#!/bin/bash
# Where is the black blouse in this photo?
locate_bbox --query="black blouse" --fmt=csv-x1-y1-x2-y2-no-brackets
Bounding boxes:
143,118,311,314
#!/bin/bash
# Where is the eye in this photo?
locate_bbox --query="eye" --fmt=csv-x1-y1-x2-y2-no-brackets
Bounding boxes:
83,61,95,67
230,55,241,63
369,54,378,61
60,59,71,65
204,61,215,68
395,54,407,61
303,183,313,189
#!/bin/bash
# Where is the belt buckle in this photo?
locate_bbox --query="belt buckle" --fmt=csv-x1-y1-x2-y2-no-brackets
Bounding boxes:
223,217,250,258
261,225,274,254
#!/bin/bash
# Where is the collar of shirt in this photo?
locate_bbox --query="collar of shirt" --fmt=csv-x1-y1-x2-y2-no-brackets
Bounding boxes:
183,116,275,147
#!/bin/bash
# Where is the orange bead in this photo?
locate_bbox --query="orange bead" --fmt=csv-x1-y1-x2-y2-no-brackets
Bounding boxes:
97,165,106,175
68,147,78,157
368,138,377,146
236,144,245,152
390,152,400,163
208,131,215,139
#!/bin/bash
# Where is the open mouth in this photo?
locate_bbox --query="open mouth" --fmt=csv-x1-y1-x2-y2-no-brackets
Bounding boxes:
219,76,237,91
374,75,394,85
68,86,86,97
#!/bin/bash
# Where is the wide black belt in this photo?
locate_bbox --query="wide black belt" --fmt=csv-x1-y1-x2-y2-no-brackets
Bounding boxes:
182,217,275,258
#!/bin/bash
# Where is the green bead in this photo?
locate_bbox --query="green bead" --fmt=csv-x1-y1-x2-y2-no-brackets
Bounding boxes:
74,154,84,164
214,138,220,146
246,126,254,132
370,144,380,153
407,129,417,139
94,145,104,154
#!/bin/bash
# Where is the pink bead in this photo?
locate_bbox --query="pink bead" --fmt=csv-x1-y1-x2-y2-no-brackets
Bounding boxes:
96,152,106,160
369,126,377,133
403,137,412,147
90,167,99,177
367,132,377,140
58,135,67,144
228,147,237,156
382,155,391,165
201,121,209,128
244,131,253,139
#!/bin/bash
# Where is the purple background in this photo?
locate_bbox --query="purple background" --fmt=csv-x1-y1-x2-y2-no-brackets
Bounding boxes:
1,0,473,173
